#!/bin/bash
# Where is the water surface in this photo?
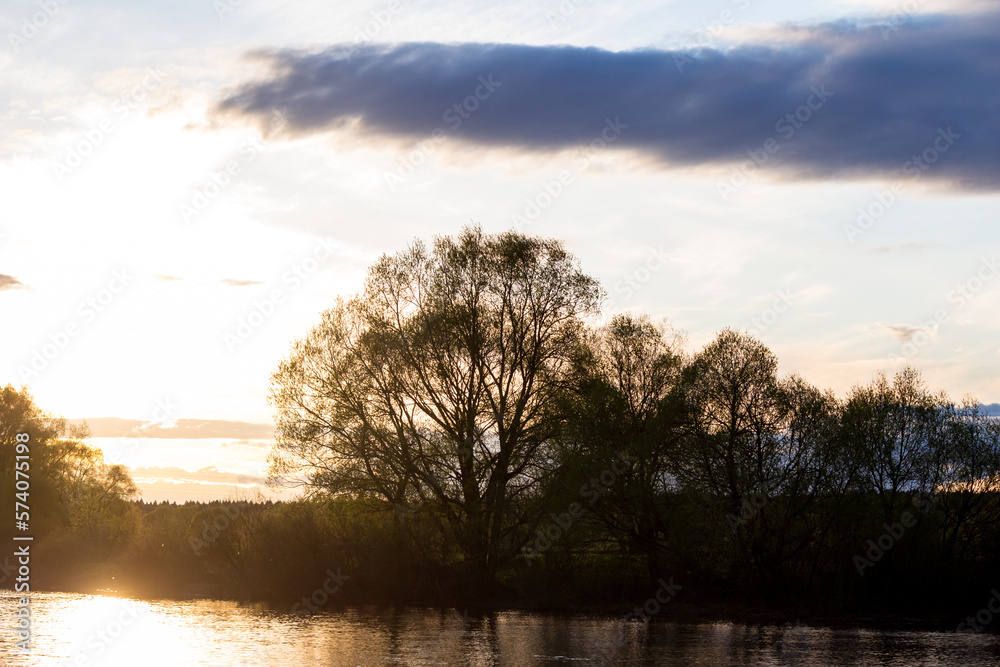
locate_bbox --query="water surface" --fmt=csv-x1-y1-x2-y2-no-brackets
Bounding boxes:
2,591,998,666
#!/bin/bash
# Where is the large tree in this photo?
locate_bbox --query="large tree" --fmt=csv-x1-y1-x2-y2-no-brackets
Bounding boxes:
268,226,602,589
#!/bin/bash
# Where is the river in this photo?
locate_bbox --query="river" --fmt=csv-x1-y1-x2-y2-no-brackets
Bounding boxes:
2,591,999,665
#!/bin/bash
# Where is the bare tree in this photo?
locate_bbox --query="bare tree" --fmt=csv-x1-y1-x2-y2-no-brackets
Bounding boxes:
268,226,602,590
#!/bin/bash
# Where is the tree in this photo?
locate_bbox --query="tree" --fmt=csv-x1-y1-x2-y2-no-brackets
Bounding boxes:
0,384,75,478
268,226,602,591
673,330,835,593
0,384,139,547
931,398,1000,566
562,313,685,583
674,329,788,507
839,368,947,522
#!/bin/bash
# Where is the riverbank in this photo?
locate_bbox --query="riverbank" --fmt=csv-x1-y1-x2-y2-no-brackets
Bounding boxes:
20,579,982,635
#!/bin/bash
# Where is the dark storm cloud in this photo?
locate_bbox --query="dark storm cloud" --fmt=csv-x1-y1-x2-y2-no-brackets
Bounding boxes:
215,11,999,189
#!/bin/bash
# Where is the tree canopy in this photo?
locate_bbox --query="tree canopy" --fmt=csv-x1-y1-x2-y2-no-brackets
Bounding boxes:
269,226,602,587
1,384,139,558
267,227,1000,603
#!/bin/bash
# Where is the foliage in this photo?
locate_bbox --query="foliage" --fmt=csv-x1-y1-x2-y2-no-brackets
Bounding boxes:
268,225,602,589
5,229,1000,621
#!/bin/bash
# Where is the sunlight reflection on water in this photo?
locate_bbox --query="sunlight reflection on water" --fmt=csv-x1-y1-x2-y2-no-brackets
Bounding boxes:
3,591,1000,666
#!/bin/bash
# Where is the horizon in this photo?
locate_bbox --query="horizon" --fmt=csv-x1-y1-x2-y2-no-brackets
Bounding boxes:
65,399,1000,502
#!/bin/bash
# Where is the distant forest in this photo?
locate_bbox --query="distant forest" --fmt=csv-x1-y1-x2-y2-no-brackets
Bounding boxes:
3,227,1000,627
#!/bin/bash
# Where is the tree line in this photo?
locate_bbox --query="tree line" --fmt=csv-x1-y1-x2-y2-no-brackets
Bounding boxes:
266,226,1000,615
3,225,999,622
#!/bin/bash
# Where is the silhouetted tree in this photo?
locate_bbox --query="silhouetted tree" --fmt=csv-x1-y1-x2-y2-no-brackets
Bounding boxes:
1,384,138,539
268,226,602,592
673,330,836,595
563,313,685,583
839,368,946,522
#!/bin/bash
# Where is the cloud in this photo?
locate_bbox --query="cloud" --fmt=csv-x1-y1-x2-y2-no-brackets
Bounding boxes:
154,276,266,287
873,321,938,343
214,10,1000,190
70,417,275,440
0,274,28,290
130,465,268,487
220,278,264,286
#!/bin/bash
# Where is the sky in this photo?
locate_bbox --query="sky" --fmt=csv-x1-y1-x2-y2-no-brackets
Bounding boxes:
0,0,997,500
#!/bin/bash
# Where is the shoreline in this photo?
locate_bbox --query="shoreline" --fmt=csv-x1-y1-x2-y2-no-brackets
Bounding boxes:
16,584,982,634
